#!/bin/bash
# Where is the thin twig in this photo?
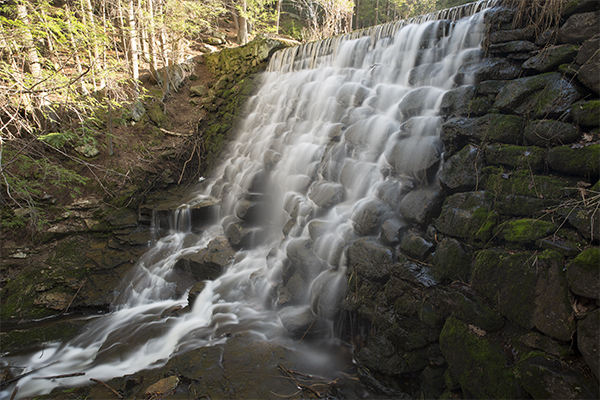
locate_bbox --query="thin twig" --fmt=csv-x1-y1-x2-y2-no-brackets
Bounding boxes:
0,361,61,388
33,372,85,380
298,317,317,345
63,278,87,314
90,378,123,398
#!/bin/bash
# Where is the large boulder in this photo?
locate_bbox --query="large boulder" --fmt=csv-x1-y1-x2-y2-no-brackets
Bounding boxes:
558,11,600,44
472,249,575,341
523,119,581,146
566,248,599,299
494,72,585,119
438,144,483,193
398,185,445,227
434,191,498,244
441,114,523,153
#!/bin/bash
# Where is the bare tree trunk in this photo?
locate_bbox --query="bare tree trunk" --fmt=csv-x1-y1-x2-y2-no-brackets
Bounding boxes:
66,4,88,94
375,0,379,25
127,0,140,96
158,0,170,100
237,0,248,45
275,0,281,34
17,3,41,79
355,0,359,30
146,0,160,84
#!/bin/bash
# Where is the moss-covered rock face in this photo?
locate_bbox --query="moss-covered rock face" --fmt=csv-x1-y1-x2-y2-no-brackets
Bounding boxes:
472,249,575,341
495,218,557,243
431,238,472,282
435,191,498,244
481,166,579,199
523,119,581,146
439,316,523,399
571,99,600,127
484,143,546,171
566,247,600,299
441,114,523,153
494,72,585,118
548,144,600,177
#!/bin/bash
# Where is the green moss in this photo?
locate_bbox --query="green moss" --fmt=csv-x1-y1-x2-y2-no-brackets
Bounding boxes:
439,316,520,399
485,144,545,171
482,166,578,199
146,102,169,128
548,144,600,177
497,218,556,243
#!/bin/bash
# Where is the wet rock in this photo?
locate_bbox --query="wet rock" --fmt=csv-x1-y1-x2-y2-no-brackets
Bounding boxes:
224,217,264,249
307,219,328,241
559,11,600,44
373,178,411,210
187,281,207,307
431,238,472,282
472,249,575,341
488,26,535,44
440,316,524,399
435,191,498,243
519,332,573,358
399,232,434,261
379,217,409,246
566,207,600,242
439,85,476,118
346,237,398,282
438,144,483,193
234,198,265,224
523,119,581,146
278,305,329,337
398,185,445,227
547,144,600,177
350,198,394,236
277,271,307,305
385,135,443,182
485,143,545,171
494,72,585,119
562,0,600,18
477,79,508,95
578,308,600,378
145,376,179,398
308,181,344,209
537,236,580,257
566,247,599,299
286,238,325,280
495,218,557,244
571,100,600,128
481,166,579,199
263,149,282,168
516,355,599,399
398,86,445,118
441,114,523,153
310,270,346,320
339,160,378,192
455,58,521,84
578,47,600,93
522,44,579,72
489,40,538,55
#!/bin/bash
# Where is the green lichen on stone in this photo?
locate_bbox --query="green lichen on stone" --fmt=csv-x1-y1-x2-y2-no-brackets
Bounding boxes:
572,99,600,127
485,144,546,171
496,218,556,242
566,247,600,299
472,249,537,329
146,102,169,128
439,316,521,399
547,144,600,177
482,166,579,199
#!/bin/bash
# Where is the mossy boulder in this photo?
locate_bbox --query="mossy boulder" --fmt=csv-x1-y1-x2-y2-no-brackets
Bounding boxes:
578,309,600,379
431,238,472,282
346,237,399,282
566,247,599,299
439,316,523,399
441,114,523,153
522,44,579,72
515,353,599,399
435,191,498,244
494,72,585,119
571,100,600,128
547,144,600,177
399,232,434,261
438,144,483,193
472,249,575,341
485,143,545,171
481,166,579,199
523,119,581,146
495,218,557,244
491,193,559,217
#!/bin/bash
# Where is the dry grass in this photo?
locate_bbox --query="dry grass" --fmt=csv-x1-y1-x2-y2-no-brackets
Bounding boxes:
502,0,566,33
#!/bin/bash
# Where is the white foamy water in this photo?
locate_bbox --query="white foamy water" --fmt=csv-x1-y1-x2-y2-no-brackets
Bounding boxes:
1,2,495,397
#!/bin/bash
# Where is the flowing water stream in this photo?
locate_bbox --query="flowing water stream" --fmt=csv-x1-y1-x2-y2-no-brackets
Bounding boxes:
2,2,497,397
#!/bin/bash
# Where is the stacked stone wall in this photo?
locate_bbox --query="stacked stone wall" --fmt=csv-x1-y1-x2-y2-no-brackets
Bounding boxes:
343,2,600,398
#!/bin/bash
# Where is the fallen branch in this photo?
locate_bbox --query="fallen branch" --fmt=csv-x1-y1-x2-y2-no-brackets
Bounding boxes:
90,378,123,398
159,127,193,137
0,361,61,388
63,278,87,314
33,372,85,380
277,364,321,398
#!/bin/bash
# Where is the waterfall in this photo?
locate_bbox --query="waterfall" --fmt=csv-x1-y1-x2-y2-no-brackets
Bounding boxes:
1,2,497,398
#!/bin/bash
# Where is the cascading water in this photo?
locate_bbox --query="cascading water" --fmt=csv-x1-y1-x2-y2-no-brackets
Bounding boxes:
1,1,498,398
